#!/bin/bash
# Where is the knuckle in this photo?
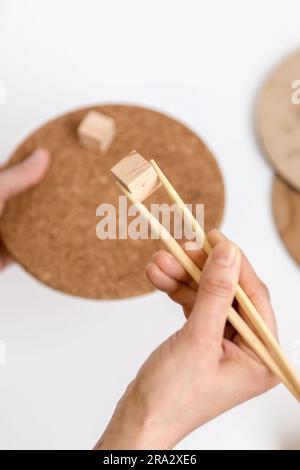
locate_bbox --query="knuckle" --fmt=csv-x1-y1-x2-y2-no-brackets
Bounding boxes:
182,324,218,358
249,280,271,304
257,364,280,391
202,276,233,299
179,324,194,344
181,324,201,350
259,281,270,299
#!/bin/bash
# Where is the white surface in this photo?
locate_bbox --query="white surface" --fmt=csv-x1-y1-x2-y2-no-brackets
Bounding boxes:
0,0,300,450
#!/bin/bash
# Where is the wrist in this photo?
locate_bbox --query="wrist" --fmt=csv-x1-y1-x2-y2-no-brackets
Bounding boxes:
95,382,175,450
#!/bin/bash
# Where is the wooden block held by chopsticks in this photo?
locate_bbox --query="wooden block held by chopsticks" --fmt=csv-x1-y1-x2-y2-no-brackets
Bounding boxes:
78,111,116,152
110,151,161,201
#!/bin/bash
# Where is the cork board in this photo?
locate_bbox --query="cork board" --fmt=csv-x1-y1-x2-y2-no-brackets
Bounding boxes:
0,105,225,299
272,175,300,266
256,50,300,190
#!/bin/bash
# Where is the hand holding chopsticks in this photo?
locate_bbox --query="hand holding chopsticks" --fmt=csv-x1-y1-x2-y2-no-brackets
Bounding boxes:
111,153,300,401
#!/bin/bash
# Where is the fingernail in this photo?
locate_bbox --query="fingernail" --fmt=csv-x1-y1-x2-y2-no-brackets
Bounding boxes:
153,250,173,261
27,148,49,163
164,251,174,259
184,241,202,251
212,243,236,267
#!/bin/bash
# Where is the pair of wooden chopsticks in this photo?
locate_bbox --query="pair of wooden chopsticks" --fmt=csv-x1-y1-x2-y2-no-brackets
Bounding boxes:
116,160,300,401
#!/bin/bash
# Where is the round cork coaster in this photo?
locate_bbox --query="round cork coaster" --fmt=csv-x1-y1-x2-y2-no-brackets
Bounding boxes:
256,50,300,190
272,175,300,265
0,105,225,299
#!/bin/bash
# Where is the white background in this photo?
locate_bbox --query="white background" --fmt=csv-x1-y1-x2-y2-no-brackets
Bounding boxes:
0,0,300,450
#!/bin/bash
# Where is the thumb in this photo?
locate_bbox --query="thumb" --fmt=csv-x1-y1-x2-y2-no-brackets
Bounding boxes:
187,240,241,342
0,148,50,210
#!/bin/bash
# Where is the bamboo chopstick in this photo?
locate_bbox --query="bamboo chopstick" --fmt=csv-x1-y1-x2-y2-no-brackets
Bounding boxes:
149,159,300,399
116,181,299,400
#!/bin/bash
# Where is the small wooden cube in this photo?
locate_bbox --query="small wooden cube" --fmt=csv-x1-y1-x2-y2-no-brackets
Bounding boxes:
78,111,116,152
111,151,161,201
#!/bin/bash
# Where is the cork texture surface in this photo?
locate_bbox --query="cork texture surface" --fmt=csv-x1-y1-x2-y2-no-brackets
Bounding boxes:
272,175,300,266
0,105,225,299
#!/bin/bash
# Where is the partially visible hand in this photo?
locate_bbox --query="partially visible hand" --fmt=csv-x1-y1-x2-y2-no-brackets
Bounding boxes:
96,232,278,450
0,149,50,270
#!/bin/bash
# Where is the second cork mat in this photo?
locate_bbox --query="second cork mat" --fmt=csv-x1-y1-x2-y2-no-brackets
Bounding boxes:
256,50,300,191
272,175,300,266
0,105,225,299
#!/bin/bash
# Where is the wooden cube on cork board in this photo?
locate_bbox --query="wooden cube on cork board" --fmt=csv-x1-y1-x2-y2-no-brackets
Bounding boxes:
111,151,161,201
78,111,116,152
